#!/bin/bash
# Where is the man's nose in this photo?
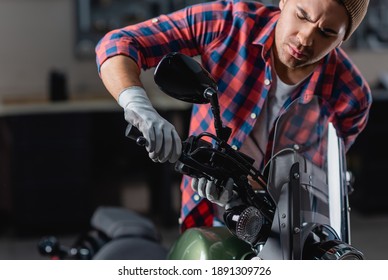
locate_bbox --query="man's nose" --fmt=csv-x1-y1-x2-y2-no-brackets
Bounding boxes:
297,25,314,46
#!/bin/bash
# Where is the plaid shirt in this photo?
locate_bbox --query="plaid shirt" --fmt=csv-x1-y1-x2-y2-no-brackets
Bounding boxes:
96,0,372,232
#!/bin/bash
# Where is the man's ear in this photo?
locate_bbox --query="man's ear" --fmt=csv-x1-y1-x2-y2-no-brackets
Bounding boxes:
279,0,287,10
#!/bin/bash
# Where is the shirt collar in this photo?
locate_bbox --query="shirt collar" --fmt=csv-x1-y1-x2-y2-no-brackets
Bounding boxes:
252,11,280,59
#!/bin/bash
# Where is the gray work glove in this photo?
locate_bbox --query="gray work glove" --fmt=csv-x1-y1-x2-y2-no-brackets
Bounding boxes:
191,177,237,207
118,86,182,163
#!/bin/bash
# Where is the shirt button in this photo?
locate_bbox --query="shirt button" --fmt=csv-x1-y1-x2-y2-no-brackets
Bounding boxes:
232,145,238,150
193,194,200,201
250,113,257,119
152,18,159,23
264,79,271,86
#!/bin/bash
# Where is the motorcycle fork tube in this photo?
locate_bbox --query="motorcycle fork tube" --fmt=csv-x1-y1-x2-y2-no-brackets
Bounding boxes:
289,162,302,260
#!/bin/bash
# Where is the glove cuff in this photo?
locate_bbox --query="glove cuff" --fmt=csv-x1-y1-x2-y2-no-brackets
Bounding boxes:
118,86,148,108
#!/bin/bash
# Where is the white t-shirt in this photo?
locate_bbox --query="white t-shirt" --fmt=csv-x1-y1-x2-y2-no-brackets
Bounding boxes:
239,73,301,170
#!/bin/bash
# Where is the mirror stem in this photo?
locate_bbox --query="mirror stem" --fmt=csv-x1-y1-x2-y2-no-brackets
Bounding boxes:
204,88,232,142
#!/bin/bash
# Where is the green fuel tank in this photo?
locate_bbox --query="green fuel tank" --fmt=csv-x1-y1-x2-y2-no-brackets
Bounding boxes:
167,226,254,260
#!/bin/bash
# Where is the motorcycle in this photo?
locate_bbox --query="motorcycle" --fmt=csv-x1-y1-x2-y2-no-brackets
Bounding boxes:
39,52,364,260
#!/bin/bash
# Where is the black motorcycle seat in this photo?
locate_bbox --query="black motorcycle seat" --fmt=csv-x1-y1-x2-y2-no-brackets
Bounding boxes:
91,206,161,241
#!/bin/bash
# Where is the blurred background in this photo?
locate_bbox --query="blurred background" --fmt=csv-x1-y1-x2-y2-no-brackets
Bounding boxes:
0,0,387,260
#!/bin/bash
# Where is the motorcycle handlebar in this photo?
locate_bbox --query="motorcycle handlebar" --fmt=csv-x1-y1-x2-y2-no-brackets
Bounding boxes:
125,122,274,214
125,124,148,147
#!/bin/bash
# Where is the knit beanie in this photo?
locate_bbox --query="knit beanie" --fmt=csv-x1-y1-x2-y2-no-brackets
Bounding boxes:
340,0,370,40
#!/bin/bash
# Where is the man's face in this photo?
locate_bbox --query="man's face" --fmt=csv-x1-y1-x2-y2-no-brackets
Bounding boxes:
274,0,348,70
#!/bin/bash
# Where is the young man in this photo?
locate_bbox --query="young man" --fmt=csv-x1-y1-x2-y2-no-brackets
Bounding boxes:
95,0,371,231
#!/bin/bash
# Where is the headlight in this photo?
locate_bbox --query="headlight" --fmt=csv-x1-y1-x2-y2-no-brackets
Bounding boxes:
224,205,271,246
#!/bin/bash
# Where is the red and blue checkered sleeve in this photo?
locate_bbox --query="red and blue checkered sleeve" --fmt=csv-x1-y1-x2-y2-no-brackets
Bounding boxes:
95,1,234,73
335,86,371,151
331,54,372,151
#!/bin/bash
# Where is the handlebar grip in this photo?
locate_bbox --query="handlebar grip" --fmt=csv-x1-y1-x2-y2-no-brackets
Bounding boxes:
125,124,147,147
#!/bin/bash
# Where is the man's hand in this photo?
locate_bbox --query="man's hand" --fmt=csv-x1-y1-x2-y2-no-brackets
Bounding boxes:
191,177,236,207
119,86,182,163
